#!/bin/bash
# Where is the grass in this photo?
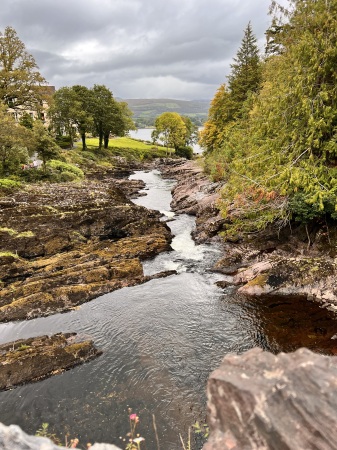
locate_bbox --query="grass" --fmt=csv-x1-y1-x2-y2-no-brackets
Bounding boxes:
76,137,172,162
85,137,160,151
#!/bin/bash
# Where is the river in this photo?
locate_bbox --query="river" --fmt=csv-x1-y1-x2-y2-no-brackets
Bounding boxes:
0,169,336,449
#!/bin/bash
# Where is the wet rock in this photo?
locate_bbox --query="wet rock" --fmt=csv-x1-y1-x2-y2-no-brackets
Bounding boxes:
0,179,172,322
235,257,337,305
0,333,102,391
204,347,337,450
215,280,230,288
144,269,177,281
0,422,121,449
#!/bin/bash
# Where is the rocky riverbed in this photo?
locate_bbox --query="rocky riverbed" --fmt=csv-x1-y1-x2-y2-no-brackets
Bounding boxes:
0,172,172,323
159,159,337,311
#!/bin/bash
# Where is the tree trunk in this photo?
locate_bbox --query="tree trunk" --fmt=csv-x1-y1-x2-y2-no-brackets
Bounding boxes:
104,133,109,149
81,133,86,150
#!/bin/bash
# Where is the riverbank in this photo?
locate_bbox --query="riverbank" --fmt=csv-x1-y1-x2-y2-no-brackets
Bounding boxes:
159,159,337,313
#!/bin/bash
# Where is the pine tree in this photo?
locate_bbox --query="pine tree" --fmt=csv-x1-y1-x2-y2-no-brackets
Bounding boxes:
227,22,262,112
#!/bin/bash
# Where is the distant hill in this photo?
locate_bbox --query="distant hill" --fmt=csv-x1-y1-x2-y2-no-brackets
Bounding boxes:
123,98,210,127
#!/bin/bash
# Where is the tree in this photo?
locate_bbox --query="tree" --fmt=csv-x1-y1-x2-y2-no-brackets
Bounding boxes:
0,26,46,112
90,85,135,149
199,84,235,152
32,121,59,172
227,22,262,114
0,104,33,174
19,112,34,129
204,0,337,236
153,112,186,156
71,85,93,150
181,116,198,146
49,87,78,148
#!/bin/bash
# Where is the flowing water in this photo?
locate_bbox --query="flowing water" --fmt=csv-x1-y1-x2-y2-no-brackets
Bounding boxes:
0,170,336,449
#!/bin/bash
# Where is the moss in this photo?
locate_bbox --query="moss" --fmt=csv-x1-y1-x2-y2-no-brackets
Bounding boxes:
0,251,19,259
247,274,269,287
0,227,17,236
16,231,35,238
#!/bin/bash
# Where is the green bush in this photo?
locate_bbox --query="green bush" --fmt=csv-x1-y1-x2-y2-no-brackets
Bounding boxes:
0,178,21,189
175,145,194,159
55,136,73,149
48,160,84,179
59,170,79,182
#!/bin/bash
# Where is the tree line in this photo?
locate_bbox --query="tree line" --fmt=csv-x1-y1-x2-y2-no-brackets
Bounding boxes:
0,26,135,176
200,0,337,238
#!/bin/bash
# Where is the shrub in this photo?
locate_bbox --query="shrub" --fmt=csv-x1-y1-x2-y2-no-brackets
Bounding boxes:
48,160,84,179
175,145,194,159
0,178,21,189
55,136,73,149
59,170,79,182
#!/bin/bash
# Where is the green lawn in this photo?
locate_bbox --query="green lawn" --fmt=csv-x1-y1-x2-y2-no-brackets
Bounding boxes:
83,136,172,160
85,136,156,150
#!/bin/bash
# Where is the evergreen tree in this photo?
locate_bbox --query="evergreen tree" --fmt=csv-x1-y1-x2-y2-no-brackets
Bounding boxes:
200,24,261,154
227,22,262,112
203,0,337,238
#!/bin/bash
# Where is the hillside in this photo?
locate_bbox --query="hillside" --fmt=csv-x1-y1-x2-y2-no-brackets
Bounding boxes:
123,98,210,127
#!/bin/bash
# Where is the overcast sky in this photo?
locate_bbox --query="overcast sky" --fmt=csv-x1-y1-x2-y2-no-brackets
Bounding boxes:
0,0,286,100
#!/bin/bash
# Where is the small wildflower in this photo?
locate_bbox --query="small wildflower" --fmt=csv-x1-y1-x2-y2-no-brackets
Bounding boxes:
133,437,145,443
70,438,79,448
129,413,138,421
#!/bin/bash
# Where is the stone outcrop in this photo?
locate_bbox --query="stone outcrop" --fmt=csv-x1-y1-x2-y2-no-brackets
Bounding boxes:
234,257,337,307
0,333,102,391
0,422,121,450
204,347,337,450
0,178,172,322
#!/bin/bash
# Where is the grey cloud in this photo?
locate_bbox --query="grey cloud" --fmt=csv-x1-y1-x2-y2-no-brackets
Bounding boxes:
0,0,280,100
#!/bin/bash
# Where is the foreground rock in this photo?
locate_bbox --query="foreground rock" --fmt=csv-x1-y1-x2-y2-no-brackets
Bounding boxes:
0,333,101,391
204,347,337,450
0,178,171,322
0,422,121,450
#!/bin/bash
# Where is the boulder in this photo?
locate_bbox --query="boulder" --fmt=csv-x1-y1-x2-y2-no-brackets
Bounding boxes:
0,333,102,390
204,347,337,450
0,422,121,450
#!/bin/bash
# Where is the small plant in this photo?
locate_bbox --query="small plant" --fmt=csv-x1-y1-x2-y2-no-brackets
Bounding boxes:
35,423,82,448
35,423,62,446
192,421,209,439
120,409,145,450
16,344,31,351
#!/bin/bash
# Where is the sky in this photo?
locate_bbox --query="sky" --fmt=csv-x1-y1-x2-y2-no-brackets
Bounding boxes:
0,0,286,101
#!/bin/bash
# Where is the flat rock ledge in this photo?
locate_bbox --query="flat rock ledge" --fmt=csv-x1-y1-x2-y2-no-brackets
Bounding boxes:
0,178,172,322
227,257,337,308
204,347,337,450
0,422,121,450
0,333,102,391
